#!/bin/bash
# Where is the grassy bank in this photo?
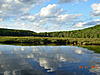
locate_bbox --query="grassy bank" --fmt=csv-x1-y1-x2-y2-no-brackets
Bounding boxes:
0,36,100,45
80,45,100,53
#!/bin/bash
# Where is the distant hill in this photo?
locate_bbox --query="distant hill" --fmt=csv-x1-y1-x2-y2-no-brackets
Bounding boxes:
0,25,100,38
0,28,35,36
35,25,100,38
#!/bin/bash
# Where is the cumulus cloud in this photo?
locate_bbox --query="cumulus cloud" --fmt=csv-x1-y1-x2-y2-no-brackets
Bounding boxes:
21,4,82,21
16,4,82,32
91,3,100,16
74,22,86,27
58,0,88,3
39,4,58,17
0,18,3,22
75,19,100,27
0,0,88,22
0,0,90,22
0,0,49,20
0,0,85,32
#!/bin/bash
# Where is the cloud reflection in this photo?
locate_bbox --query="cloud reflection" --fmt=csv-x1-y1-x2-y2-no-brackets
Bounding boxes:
0,45,99,75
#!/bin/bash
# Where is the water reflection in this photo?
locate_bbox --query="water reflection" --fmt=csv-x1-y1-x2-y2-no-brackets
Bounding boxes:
0,45,100,75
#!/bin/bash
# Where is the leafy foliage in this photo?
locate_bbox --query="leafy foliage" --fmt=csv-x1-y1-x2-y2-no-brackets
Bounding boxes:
0,25,100,38
34,25,100,38
0,28,35,36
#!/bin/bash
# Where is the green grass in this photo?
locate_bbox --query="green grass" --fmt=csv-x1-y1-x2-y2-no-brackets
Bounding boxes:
0,36,99,53
80,45,100,53
0,36,100,45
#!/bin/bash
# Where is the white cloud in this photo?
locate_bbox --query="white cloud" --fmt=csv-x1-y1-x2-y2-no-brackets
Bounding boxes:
75,19,100,27
58,0,89,3
91,3,100,16
57,14,82,22
0,2,83,32
75,22,86,27
19,14,36,22
40,4,57,17
15,4,82,32
0,18,3,22
0,0,49,20
0,4,82,32
0,0,89,22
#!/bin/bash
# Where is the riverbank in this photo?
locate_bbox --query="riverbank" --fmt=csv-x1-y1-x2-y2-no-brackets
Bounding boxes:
0,36,100,45
80,45,100,53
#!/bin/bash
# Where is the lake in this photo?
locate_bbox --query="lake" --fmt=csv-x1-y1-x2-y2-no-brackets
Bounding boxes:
0,45,100,75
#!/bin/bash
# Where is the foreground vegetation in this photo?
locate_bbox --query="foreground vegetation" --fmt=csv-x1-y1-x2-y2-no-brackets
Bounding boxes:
0,37,100,45
0,25,100,45
80,45,100,53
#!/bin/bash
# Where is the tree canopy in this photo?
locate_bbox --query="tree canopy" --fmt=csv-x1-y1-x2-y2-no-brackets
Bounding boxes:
0,25,100,38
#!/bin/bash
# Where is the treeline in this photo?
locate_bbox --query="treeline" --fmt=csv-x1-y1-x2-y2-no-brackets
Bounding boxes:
34,25,100,38
0,25,100,38
0,28,35,36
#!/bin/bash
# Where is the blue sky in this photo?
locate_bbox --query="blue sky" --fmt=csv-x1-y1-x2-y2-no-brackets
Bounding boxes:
0,0,100,32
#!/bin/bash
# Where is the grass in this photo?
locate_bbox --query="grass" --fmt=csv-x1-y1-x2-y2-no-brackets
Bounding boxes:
80,45,100,53
0,36,100,45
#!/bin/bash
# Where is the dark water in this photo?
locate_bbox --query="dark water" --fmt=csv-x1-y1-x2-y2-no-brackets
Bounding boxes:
0,45,100,75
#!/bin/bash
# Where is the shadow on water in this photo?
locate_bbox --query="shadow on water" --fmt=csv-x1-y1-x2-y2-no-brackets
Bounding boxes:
0,45,100,75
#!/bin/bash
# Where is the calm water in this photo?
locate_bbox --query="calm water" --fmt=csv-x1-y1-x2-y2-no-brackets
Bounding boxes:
0,45,100,75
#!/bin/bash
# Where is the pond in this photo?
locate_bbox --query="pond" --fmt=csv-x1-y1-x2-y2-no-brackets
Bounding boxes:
0,45,100,75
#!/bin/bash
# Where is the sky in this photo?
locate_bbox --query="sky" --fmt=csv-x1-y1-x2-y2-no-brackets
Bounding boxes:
0,0,100,32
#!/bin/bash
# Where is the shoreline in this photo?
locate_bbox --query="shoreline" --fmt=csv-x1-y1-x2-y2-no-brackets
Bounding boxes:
0,36,100,45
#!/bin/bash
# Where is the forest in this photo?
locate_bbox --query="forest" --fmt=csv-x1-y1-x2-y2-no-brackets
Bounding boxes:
0,28,35,36
33,25,100,38
0,25,100,38
0,25,99,45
